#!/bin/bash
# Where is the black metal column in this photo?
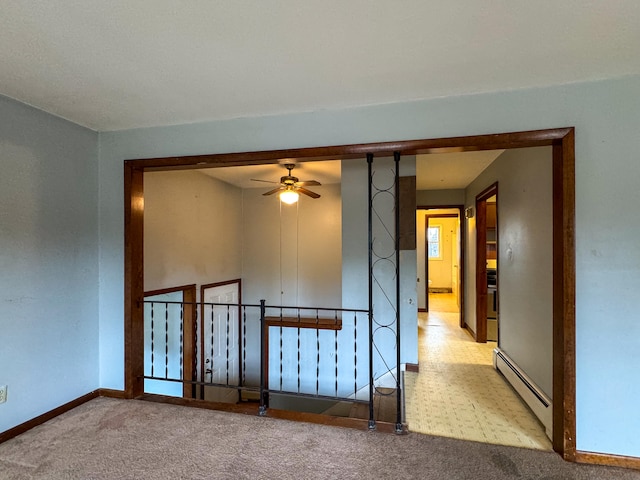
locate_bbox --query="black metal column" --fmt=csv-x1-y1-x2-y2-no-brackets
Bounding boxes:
394,151,402,433
367,152,375,430
258,299,267,416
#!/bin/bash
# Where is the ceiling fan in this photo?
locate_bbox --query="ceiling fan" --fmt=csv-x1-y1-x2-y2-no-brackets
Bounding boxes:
251,163,321,203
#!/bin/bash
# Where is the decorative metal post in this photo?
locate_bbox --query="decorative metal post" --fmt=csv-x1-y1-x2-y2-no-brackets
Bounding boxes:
367,153,376,430
259,299,267,416
394,151,403,434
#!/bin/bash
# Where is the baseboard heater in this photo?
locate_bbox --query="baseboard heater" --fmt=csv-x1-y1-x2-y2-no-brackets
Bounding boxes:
493,348,552,439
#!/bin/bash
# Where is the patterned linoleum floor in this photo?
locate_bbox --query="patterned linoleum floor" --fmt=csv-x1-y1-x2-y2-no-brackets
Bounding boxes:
404,293,553,451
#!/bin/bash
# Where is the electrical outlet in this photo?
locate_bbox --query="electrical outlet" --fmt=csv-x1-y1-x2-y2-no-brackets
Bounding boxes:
0,385,7,404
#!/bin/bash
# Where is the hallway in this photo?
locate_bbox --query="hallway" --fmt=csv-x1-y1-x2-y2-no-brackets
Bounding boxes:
404,293,552,450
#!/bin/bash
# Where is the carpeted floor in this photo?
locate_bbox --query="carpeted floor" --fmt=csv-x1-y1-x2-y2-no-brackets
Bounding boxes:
1,398,638,479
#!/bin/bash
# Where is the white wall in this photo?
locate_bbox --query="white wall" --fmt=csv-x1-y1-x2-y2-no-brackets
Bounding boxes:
241,183,342,307
464,147,553,397
99,74,640,457
0,95,98,433
427,216,458,290
144,170,243,292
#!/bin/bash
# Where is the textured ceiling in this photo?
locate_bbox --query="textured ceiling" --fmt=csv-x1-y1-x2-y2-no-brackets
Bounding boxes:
1,1,639,131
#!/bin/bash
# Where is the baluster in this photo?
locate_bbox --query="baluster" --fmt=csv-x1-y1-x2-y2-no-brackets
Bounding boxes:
179,303,184,380
335,310,338,397
297,308,301,393
165,302,169,379
194,306,198,394
242,306,247,386
279,308,283,392
210,304,214,383
354,311,358,397
316,310,320,396
226,304,230,386
150,302,155,378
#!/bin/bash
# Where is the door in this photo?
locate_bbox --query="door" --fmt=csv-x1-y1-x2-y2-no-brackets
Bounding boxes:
201,279,241,402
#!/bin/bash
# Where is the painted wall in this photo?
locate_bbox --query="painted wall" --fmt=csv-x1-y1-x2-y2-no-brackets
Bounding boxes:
0,95,98,433
416,189,465,206
464,147,553,397
241,183,342,307
144,170,243,292
99,74,640,457
427,217,458,290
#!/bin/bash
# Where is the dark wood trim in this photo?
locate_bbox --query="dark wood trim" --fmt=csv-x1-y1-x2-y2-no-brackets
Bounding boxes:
552,129,576,459
0,391,99,444
418,205,465,328
475,183,498,344
144,284,196,298
575,451,640,471
143,284,197,398
183,287,197,399
124,162,145,399
418,308,427,313
264,316,342,330
127,128,573,170
123,127,576,459
98,388,127,399
399,176,417,250
138,393,402,434
405,363,420,373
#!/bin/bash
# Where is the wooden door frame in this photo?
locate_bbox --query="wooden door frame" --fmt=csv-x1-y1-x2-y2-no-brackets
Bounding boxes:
124,127,575,459
474,183,498,343
143,284,197,398
419,209,463,325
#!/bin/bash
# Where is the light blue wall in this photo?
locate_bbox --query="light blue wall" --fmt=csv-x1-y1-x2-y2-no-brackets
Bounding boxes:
99,74,640,457
0,95,98,433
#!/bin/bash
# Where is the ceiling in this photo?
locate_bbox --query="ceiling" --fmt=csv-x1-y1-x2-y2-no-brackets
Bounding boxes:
201,150,504,190
1,2,639,131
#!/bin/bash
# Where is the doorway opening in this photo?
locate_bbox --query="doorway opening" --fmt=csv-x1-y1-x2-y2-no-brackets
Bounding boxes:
124,127,575,459
475,183,498,344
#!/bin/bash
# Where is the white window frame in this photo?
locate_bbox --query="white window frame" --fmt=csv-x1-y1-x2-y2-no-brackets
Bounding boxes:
427,225,442,260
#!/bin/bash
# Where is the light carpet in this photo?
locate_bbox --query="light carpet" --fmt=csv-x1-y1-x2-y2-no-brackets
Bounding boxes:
1,398,638,479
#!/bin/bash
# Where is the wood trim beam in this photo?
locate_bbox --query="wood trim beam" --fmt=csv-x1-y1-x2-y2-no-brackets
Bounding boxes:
124,161,145,399
575,451,640,471
264,316,342,330
129,128,574,170
552,128,576,459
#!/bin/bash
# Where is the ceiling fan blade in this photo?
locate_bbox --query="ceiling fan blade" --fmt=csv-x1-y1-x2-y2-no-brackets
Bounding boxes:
262,187,283,196
251,178,279,184
297,187,321,199
295,180,321,187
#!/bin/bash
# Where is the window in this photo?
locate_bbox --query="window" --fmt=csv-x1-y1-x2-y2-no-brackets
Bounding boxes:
427,225,441,259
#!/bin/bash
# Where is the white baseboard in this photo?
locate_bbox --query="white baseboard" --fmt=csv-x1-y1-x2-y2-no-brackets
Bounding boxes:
493,348,552,439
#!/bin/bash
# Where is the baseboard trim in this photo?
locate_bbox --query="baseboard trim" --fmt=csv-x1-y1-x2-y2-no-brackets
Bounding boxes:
576,451,640,470
98,388,127,399
405,363,420,373
0,390,99,444
418,308,427,313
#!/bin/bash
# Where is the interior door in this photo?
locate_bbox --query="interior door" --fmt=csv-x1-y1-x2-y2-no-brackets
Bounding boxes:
202,280,240,402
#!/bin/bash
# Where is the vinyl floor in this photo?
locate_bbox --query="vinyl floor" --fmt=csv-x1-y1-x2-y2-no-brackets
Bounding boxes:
404,293,553,450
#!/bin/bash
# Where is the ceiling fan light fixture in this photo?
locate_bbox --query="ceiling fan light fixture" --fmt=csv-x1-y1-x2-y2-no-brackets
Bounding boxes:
280,189,299,204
